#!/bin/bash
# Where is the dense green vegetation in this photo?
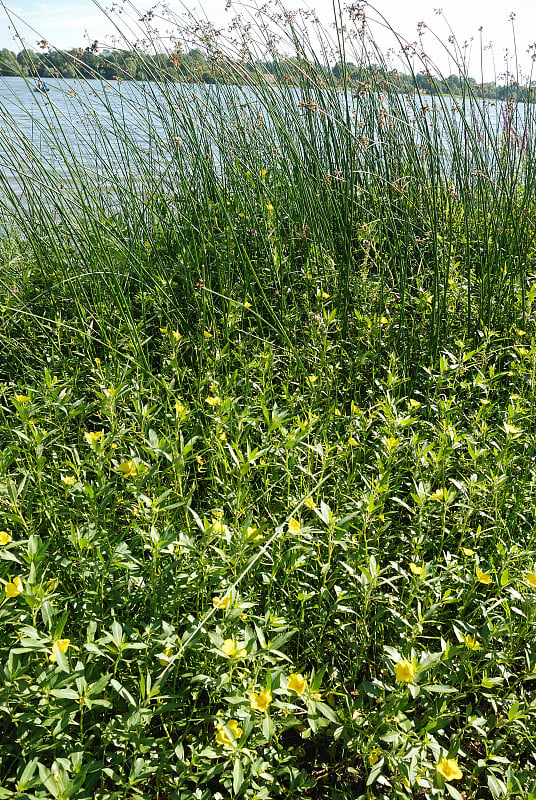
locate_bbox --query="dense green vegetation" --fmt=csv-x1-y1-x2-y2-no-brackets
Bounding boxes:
0,41,533,99
0,2,536,798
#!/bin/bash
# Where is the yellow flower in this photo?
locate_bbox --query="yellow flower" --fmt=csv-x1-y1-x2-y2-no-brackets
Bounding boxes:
212,518,229,534
84,430,103,445
383,436,399,450
221,639,246,658
159,326,168,334
221,639,236,656
158,646,173,665
430,488,445,502
243,301,252,309
206,396,221,406
464,634,481,650
368,747,383,766
46,578,58,593
287,673,307,695
213,594,231,610
250,688,272,712
288,517,301,534
5,577,23,597
461,547,475,557
307,375,318,384
409,399,421,409
436,757,463,781
524,572,536,587
175,400,186,417
49,639,70,662
505,423,522,435
394,658,416,683
61,475,76,486
119,460,137,478
476,567,492,585
0,531,12,545
203,330,213,339
304,497,316,509
266,202,274,213
349,436,359,446
172,330,182,340
14,394,30,404
215,719,242,747
409,562,423,577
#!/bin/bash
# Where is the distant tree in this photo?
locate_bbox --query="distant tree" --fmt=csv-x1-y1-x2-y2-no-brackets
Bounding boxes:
0,48,20,76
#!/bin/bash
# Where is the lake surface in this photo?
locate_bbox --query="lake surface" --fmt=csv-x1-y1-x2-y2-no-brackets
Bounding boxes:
0,76,527,215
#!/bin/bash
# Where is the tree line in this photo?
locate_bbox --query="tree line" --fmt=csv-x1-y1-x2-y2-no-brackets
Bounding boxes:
0,45,533,100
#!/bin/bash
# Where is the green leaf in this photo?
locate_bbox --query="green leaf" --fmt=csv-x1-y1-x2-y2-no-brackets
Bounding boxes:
262,715,275,741
445,784,464,800
422,684,456,693
487,772,507,798
233,758,244,795
314,701,339,723
366,760,384,786
17,757,39,791
37,764,61,798
49,689,80,700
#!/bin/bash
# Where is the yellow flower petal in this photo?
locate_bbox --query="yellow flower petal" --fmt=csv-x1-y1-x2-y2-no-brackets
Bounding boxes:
524,571,536,588
0,531,12,545
158,646,173,665
5,577,23,597
368,747,383,766
215,719,242,747
394,658,416,683
287,673,307,695
49,639,70,662
250,688,272,712
213,594,231,610
476,567,493,585
119,460,137,477
409,562,423,577
84,430,103,445
288,517,301,534
464,634,481,650
436,757,463,781
221,639,236,657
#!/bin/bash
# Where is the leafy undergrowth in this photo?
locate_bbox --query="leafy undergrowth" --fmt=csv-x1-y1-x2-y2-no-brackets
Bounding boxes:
1,255,536,800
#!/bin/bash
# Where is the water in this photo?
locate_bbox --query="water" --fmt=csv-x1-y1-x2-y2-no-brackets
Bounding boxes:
0,75,529,218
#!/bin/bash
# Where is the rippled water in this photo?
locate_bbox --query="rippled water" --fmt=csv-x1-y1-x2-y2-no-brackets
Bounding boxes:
0,75,526,214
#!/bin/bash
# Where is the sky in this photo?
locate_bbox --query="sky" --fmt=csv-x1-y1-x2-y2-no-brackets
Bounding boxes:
1,0,535,82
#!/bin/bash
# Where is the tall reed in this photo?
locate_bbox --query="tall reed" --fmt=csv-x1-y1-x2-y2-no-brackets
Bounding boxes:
0,0,535,367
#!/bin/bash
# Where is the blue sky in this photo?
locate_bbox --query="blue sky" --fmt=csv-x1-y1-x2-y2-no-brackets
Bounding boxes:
1,0,535,81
